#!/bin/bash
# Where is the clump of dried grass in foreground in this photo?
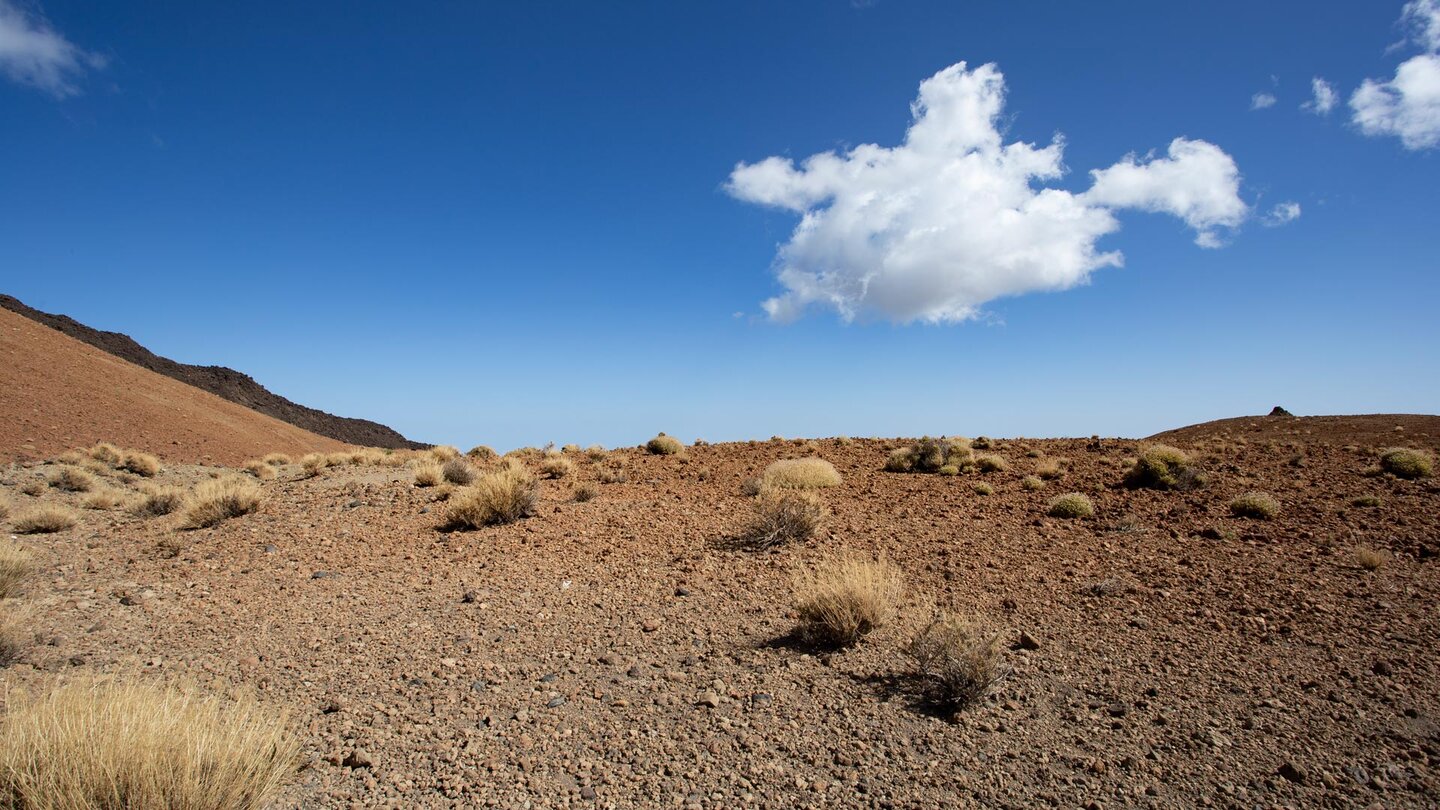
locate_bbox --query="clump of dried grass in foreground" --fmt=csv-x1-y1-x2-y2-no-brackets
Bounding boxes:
1379,447,1433,480
762,458,842,490
1046,492,1094,519
539,456,574,479
262,453,292,466
243,459,277,480
49,466,96,493
907,613,1004,712
1355,545,1388,570
1,539,35,599
413,463,444,487
80,489,130,511
119,451,161,477
442,458,477,485
12,506,77,535
0,677,300,809
87,442,124,465
1124,445,1204,490
732,490,827,550
444,466,539,529
300,453,326,478
793,553,903,648
131,485,185,518
1229,491,1280,520
180,478,261,529
572,484,598,503
646,433,683,455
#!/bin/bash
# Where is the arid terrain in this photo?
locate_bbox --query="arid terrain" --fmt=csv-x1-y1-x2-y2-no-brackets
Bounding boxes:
2,414,1438,808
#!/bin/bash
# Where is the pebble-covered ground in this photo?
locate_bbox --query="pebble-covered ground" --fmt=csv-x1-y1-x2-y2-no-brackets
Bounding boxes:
2,414,1438,809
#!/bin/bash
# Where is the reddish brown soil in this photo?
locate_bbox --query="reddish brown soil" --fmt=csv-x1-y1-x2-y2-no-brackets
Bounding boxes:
0,307,348,465
1151,412,1440,449
2,422,1438,808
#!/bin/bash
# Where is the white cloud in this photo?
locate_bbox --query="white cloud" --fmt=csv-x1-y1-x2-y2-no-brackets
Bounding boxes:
1403,0,1440,52
1351,53,1440,149
726,61,1250,324
0,0,104,97
1250,92,1277,110
1261,201,1302,227
1303,77,1337,114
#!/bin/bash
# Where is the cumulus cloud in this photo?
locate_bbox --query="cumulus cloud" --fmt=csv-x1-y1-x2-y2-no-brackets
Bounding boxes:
0,0,104,97
1250,92,1277,110
1303,77,1338,114
1350,1,1440,149
1261,201,1302,227
726,61,1250,324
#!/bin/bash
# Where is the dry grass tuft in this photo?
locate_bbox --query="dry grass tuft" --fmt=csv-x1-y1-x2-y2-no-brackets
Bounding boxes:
263,453,292,466
907,614,1004,712
761,458,842,490
1380,447,1434,480
539,456,574,479
972,482,994,496
430,445,462,462
443,466,540,529
1124,445,1203,490
646,433,684,455
87,442,124,465
1350,495,1381,508
1229,491,1279,519
467,445,497,461
300,453,326,477
0,677,300,809
585,445,607,461
0,497,7,521
119,451,161,477
0,608,23,666
573,484,598,503
792,553,904,648
1,540,35,599
736,490,827,550
19,479,45,497
885,438,971,474
441,458,478,485
243,459,277,480
80,489,129,511
598,466,629,485
49,466,96,493
12,506,77,535
975,454,1008,473
131,486,185,518
1355,545,1389,570
1034,458,1065,480
413,463,444,487
180,478,262,529
1047,492,1094,519
1021,475,1044,491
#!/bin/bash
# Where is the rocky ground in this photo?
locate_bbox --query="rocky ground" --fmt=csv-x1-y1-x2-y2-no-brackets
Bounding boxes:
2,414,1438,808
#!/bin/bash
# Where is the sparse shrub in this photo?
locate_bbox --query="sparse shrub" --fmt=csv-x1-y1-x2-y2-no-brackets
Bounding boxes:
0,498,7,521
467,445,497,461
1047,492,1094,519
19,480,45,497
646,433,683,455
907,614,1003,711
413,463,444,487
761,458,842,490
80,489,129,511
973,482,993,496
1,540,35,599
263,453,292,466
376,451,408,468
131,486,185,518
938,464,959,476
1022,475,1044,491
1230,491,1280,520
49,466,96,493
12,506,76,534
429,445,462,462
1124,445,1202,490
1035,459,1064,480
970,436,993,450
561,443,580,453
793,553,904,648
740,477,763,496
180,478,261,529
598,466,629,485
243,459,277,480
87,442,123,465
738,490,827,550
585,445,607,461
56,450,84,465
0,608,22,666
1350,495,1381,508
539,456,574,479
0,677,300,809
1355,545,1388,570
444,466,539,529
975,454,1008,473
1380,448,1433,480
119,451,161,477
573,484,598,503
887,438,971,474
325,452,351,467
884,447,915,473
442,458,478,485
300,453,326,477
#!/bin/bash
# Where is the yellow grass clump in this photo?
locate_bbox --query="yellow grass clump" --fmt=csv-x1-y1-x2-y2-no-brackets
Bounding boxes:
300,453,326,477
1229,491,1280,520
413,463,444,487
444,466,540,529
1,539,35,599
80,489,130,511
1355,545,1388,570
974,454,1009,473
1379,447,1434,479
243,459,277,480
0,677,300,809
441,458,477,485
761,458,842,490
737,490,827,550
262,453,292,466
539,456,574,479
87,442,124,465
119,451,161,477
429,445,462,462
585,445,607,461
467,445,497,461
793,553,904,648
12,506,77,535
1125,445,1202,490
885,438,971,474
180,478,262,529
1047,492,1095,519
131,485,186,518
1021,475,1044,491
907,614,1004,711
49,466,96,493
646,433,683,455
1034,458,1065,480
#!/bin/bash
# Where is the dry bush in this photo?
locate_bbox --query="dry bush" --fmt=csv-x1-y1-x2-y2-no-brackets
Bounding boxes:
1124,445,1203,490
19,479,45,497
118,451,161,477
0,497,7,521
539,456,574,479
87,442,124,465
413,463,444,487
243,459,276,480
80,489,129,511
975,454,1008,473
646,433,683,455
324,452,351,467
937,465,959,476
180,478,261,529
907,614,1004,712
12,506,77,534
0,677,299,809
598,466,628,485
300,453,326,477
430,445,462,462
1047,492,1094,519
0,608,23,666
444,466,539,529
972,482,994,496
762,458,842,490
1350,495,1381,508
1380,448,1434,479
737,490,827,550
49,466,96,493
561,443,580,453
792,553,904,648
585,445,607,461
970,436,993,450
1021,475,1044,491
1035,458,1065,480
1355,546,1388,570
1230,491,1280,520
56,450,84,465
1,540,35,599
467,445,497,461
263,453,292,466
886,438,971,474
131,486,185,518
441,458,478,485
573,484,598,503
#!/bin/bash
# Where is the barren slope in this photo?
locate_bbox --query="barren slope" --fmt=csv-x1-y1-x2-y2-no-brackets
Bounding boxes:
1150,412,1440,448
0,306,348,464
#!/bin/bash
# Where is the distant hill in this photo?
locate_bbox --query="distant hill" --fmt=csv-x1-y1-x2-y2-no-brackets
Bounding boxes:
1149,412,1440,447
0,294,425,450
0,307,350,464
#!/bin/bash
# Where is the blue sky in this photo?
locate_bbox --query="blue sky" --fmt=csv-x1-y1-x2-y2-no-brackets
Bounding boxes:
2,1,1436,449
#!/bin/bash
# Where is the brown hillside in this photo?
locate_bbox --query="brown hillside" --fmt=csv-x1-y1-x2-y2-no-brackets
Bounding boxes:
0,306,348,464
0,294,425,450
1150,412,1440,447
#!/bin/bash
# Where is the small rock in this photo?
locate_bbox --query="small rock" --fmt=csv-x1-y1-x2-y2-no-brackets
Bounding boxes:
342,749,373,769
580,785,596,800
320,699,343,714
641,619,660,633
750,693,773,707
345,499,361,509
1015,631,1041,651
1373,660,1393,677
461,590,478,604
540,673,558,683
547,696,566,708
1106,703,1129,718
1278,761,1308,784
262,544,279,553
311,571,330,579
697,691,721,708
675,586,691,597
1129,617,1151,630
598,654,618,666
470,680,487,693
